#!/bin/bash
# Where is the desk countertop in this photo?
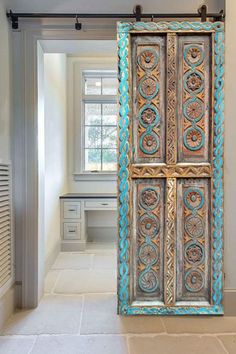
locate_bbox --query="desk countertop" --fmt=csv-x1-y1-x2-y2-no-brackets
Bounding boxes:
60,193,117,199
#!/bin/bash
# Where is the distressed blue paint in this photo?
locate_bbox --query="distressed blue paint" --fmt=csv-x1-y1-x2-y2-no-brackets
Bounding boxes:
183,126,205,151
117,21,224,316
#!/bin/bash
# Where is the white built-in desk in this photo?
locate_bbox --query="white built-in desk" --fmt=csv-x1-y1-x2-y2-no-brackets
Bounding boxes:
60,193,117,251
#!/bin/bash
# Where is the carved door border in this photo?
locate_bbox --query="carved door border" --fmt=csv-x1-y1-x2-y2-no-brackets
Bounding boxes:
117,21,224,315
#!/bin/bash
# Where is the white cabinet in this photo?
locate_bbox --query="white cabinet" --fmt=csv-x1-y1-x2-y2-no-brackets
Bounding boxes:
63,222,81,240
63,201,81,219
60,195,117,251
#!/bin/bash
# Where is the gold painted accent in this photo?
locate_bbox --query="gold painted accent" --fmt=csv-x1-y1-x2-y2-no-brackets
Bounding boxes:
131,164,212,178
165,178,176,305
166,33,177,164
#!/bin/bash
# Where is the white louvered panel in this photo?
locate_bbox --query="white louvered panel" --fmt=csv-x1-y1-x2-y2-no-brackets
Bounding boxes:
0,162,13,293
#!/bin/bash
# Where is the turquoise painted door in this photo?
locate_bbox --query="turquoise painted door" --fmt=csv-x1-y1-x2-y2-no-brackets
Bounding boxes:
117,21,224,315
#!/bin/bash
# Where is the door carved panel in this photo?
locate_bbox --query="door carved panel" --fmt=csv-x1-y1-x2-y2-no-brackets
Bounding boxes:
117,22,224,315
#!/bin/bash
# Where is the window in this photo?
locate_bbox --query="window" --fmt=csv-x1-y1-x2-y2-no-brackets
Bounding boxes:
82,71,118,173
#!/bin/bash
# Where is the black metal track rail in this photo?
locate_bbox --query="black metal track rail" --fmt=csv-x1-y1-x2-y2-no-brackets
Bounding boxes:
6,5,225,30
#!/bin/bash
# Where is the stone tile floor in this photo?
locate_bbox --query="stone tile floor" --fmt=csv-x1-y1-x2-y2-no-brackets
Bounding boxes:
1,243,236,353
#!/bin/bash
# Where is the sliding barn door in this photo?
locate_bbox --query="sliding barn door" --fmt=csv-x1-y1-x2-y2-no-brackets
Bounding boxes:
117,22,224,315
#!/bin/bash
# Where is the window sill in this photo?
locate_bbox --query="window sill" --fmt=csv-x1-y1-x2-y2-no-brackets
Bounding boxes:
73,172,117,181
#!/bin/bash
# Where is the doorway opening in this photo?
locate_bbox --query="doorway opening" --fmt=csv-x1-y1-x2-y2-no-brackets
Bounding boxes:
37,39,118,298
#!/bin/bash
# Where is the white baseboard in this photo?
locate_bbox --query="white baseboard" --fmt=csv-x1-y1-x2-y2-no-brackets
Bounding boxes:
0,286,15,330
45,242,60,275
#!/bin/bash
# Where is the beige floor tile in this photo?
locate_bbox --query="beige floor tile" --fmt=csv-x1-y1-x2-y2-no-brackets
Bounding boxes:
162,316,236,334
85,242,116,253
44,270,60,293
2,295,83,335
218,335,236,353
92,254,116,270
81,294,165,334
31,334,128,354
54,269,116,294
52,253,93,270
129,335,226,354
0,336,36,354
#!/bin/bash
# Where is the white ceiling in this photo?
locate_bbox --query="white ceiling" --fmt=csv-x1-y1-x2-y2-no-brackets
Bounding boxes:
8,0,225,14
40,39,116,55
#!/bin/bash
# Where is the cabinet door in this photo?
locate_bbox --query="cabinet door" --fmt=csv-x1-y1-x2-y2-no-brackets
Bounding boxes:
117,22,224,315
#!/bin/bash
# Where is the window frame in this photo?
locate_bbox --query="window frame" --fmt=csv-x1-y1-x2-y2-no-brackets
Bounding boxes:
70,57,118,181
82,70,118,173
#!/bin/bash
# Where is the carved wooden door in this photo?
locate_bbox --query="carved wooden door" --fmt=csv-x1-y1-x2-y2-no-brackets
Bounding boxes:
117,22,224,315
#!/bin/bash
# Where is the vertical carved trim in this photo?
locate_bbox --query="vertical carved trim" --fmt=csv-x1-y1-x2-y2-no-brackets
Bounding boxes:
166,33,177,165
164,178,176,305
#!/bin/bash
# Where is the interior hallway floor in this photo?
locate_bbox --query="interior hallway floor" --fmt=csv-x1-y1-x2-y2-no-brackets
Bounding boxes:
1,243,236,354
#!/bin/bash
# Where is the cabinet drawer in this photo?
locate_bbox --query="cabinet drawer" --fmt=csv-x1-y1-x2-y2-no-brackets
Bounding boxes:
63,202,81,219
63,222,81,240
85,200,117,209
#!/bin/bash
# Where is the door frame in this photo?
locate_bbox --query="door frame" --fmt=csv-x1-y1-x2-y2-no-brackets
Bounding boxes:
117,21,224,315
12,23,116,308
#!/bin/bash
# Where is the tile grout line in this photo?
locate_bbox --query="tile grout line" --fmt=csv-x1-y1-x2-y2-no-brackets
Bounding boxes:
159,317,167,333
216,336,230,354
27,335,38,354
78,294,85,335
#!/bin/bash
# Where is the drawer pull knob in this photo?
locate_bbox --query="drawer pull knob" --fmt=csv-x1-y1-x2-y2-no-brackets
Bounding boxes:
68,209,76,212
101,203,108,206
69,229,76,233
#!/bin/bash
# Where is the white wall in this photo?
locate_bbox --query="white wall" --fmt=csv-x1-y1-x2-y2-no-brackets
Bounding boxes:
0,0,12,161
224,0,236,290
44,53,68,272
0,0,15,328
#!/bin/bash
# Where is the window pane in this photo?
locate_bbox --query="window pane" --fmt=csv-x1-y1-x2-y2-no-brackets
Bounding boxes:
85,77,101,95
102,127,117,148
85,103,101,125
102,77,117,95
85,149,101,171
85,127,101,148
102,149,117,171
102,103,117,125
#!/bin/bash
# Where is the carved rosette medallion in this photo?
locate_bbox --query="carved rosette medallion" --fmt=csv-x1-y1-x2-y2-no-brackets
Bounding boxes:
140,187,160,210
184,241,204,266
184,71,204,94
139,105,159,127
139,243,158,266
140,132,159,155
185,269,204,293
184,44,204,67
184,187,204,211
138,269,159,293
184,98,204,122
139,214,160,238
184,127,204,151
184,215,204,238
139,76,159,99
138,48,158,70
